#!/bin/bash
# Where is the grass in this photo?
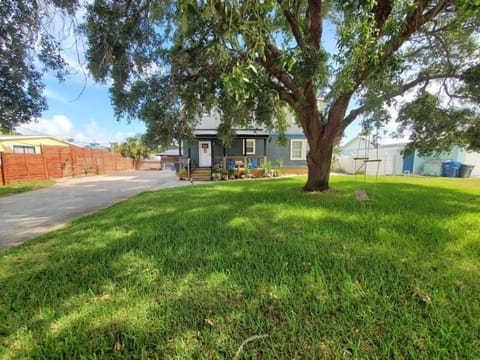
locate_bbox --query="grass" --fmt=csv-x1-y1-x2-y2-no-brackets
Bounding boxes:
0,180,55,197
0,175,479,359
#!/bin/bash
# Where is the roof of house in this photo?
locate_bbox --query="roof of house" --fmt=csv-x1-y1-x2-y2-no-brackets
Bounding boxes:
194,98,326,136
0,135,77,146
341,134,410,151
158,149,182,156
194,112,269,136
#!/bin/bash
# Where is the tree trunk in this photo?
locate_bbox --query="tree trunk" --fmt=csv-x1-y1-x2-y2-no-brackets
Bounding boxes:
304,139,334,191
297,103,336,192
298,93,349,192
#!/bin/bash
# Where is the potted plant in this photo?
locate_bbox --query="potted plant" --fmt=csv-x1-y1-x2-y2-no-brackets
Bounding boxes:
177,169,188,180
262,160,273,177
212,163,223,180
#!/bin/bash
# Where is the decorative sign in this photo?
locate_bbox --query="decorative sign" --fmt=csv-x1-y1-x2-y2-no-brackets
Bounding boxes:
202,143,209,153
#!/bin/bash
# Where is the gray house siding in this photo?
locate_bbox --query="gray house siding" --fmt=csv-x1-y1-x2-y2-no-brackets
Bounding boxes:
267,134,308,168
184,137,269,168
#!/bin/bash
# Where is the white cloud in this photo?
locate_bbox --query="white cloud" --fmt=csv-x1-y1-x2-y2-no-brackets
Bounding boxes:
16,116,136,146
43,89,70,103
17,115,74,138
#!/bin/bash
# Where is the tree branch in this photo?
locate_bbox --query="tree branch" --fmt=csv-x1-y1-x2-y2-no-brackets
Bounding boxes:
349,1,452,96
265,78,297,107
278,0,305,48
305,0,322,49
380,0,452,66
257,44,296,92
342,70,463,130
373,0,392,33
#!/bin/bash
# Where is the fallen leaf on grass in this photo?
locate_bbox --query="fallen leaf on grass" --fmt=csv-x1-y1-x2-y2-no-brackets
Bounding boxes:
413,286,432,304
204,318,215,326
114,341,121,351
93,294,112,303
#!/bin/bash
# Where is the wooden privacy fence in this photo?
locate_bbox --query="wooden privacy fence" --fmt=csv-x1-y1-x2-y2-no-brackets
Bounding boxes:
0,145,134,185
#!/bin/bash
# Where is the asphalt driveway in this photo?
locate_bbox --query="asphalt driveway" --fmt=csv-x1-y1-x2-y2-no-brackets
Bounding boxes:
0,170,193,250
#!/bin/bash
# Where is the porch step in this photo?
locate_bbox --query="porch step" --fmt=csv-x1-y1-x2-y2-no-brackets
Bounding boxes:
191,168,211,181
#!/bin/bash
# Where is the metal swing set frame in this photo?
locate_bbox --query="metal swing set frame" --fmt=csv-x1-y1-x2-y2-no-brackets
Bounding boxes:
353,134,382,202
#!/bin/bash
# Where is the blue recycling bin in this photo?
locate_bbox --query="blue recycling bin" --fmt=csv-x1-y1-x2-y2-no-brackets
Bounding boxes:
442,161,462,177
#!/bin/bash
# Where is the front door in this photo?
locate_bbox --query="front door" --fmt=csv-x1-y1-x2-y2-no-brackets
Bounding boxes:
198,141,212,167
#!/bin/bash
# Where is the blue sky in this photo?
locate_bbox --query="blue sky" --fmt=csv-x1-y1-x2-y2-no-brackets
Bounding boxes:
16,13,363,147
17,68,146,147
15,8,146,147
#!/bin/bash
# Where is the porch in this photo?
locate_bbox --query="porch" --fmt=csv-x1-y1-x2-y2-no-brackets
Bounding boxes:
213,155,267,178
185,135,269,180
188,156,268,181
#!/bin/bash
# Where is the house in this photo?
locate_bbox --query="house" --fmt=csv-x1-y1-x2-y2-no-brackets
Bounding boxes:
338,134,480,177
0,135,73,154
182,112,269,180
158,149,182,168
135,154,163,170
181,102,326,180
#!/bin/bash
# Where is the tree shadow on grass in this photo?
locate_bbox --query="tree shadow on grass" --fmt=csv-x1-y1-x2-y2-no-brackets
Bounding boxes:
1,177,479,358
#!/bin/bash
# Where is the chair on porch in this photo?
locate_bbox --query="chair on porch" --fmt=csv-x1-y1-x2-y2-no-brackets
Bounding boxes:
247,158,259,169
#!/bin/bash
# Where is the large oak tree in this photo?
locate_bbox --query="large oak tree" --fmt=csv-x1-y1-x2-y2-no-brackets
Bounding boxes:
84,0,479,191
0,0,79,132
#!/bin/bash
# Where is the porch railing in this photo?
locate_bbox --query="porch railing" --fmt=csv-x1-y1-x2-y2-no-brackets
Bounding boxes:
178,156,191,178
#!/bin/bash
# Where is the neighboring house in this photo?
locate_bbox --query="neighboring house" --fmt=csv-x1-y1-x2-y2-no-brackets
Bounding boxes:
136,154,162,170
338,135,480,177
0,135,73,154
181,101,326,180
157,149,182,169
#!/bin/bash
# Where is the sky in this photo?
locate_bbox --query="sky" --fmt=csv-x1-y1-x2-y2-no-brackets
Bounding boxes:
16,61,146,147
15,9,367,147
14,6,146,147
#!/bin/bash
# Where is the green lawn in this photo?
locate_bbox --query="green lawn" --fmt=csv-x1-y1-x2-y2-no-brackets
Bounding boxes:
0,180,55,197
1,176,479,359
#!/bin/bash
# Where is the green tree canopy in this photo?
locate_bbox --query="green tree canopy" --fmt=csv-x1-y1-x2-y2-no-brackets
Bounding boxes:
398,92,480,156
84,0,480,191
0,0,79,132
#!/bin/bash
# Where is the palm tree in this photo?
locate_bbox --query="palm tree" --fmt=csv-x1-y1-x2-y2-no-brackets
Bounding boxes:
118,135,152,168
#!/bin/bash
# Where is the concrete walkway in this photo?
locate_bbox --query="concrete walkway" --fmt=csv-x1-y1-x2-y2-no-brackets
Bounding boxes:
0,170,193,250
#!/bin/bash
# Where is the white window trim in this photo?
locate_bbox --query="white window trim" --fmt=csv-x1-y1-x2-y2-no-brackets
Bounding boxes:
13,145,36,154
244,139,256,155
290,139,307,160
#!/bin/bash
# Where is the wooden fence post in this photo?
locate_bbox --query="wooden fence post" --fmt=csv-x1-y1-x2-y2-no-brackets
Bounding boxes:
59,147,64,178
70,145,75,177
0,152,5,185
24,153,30,180
41,145,49,179
92,149,96,174
102,151,106,173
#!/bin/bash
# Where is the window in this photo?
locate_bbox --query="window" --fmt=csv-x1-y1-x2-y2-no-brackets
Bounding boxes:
13,145,36,154
290,139,308,160
244,139,255,155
